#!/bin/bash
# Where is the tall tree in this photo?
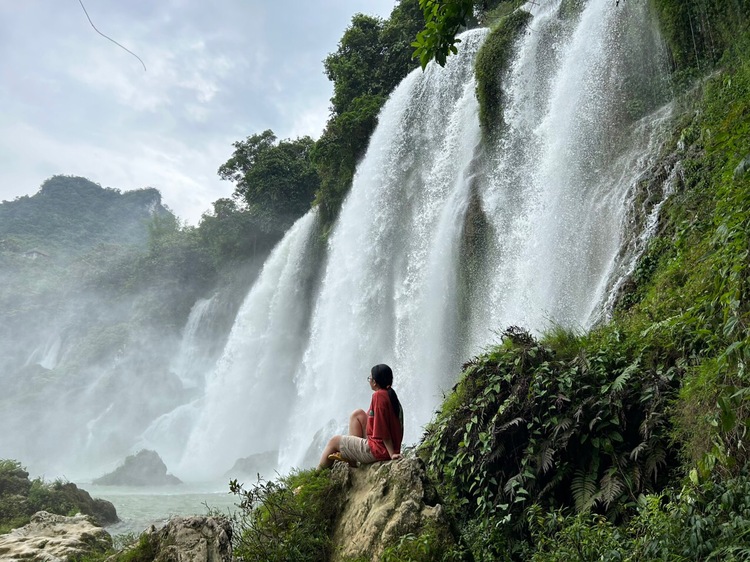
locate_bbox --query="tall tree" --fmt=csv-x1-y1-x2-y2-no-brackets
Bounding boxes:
218,131,319,227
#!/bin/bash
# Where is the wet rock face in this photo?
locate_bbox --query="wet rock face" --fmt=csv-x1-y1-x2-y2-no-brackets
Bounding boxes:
125,516,233,562
329,457,457,561
0,511,112,561
93,449,182,486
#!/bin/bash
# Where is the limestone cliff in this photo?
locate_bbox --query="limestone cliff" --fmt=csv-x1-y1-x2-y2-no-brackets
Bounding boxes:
327,458,459,561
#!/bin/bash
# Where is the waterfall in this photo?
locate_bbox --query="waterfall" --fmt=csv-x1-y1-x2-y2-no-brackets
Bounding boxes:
25,334,62,370
177,210,320,479
179,0,672,478
472,0,670,338
279,30,489,468
170,296,216,389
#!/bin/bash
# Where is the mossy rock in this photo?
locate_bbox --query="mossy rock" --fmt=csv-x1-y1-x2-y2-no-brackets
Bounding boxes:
475,9,533,141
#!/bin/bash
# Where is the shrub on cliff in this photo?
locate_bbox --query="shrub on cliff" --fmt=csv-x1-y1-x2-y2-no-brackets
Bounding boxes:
229,470,340,562
420,326,681,559
0,459,117,534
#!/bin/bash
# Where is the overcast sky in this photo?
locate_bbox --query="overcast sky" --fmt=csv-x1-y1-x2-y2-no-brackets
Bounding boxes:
0,0,397,223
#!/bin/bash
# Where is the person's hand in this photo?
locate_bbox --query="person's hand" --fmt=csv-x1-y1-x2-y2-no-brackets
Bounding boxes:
390,453,402,461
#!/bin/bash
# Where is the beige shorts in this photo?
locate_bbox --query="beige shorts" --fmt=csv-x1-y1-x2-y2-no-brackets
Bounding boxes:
339,436,377,464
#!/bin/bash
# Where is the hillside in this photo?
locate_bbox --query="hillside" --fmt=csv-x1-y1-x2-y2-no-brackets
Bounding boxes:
0,175,283,479
0,175,170,255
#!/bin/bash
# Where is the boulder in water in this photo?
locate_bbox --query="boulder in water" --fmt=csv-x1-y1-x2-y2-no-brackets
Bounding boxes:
93,449,181,486
0,511,112,561
226,450,278,479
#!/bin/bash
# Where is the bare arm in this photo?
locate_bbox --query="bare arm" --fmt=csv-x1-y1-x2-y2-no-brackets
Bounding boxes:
383,438,402,460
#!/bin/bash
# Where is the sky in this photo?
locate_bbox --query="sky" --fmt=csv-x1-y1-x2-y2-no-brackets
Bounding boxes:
0,0,397,224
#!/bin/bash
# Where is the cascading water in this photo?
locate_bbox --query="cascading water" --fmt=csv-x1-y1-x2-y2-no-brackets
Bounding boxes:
471,0,671,338
171,296,216,389
174,0,674,478
176,211,320,479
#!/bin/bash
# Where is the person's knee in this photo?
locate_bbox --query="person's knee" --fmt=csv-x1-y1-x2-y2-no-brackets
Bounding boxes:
328,434,342,449
351,409,366,419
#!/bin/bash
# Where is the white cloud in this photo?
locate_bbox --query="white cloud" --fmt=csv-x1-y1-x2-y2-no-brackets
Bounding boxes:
0,0,401,223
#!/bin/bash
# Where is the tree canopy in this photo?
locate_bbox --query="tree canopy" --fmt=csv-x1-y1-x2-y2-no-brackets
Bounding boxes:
218,131,319,227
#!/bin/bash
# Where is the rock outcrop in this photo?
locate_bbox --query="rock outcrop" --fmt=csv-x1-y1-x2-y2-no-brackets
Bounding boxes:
226,450,278,479
0,460,118,529
328,457,459,561
114,516,233,562
0,511,112,561
93,449,181,486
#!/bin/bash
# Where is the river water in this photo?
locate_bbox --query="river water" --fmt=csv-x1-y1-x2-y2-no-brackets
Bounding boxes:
85,484,239,537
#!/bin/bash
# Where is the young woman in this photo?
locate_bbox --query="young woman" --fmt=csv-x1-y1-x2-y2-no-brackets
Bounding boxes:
318,363,404,469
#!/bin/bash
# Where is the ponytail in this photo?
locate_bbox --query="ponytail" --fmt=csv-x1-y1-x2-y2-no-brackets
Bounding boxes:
371,363,403,425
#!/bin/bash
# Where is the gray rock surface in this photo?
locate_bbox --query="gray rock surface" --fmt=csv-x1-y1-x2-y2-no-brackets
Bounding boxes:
328,457,458,561
226,450,278,479
93,449,181,486
117,516,232,562
0,510,112,561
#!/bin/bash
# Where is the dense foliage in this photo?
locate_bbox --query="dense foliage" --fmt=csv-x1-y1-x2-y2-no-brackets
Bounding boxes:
0,175,168,255
218,131,319,228
473,7,530,139
412,0,475,68
419,325,681,559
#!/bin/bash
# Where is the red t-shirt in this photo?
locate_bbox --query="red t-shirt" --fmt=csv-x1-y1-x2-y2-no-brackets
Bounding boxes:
366,389,404,461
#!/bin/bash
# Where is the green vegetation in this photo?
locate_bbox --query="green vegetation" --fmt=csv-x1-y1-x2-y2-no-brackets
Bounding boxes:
228,470,341,562
412,0,475,68
0,175,168,256
474,8,531,139
651,0,750,79
0,459,117,534
420,325,681,559
411,0,519,68
218,130,319,228
380,521,467,561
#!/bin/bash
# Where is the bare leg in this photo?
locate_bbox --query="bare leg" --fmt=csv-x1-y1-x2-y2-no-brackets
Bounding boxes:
349,409,367,438
318,435,342,469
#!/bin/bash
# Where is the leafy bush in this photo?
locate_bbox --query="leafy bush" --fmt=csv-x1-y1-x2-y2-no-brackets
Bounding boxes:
420,326,681,558
527,470,750,561
0,459,117,534
229,470,341,562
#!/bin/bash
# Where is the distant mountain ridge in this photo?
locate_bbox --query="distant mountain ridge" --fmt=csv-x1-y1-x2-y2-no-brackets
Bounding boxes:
0,175,172,255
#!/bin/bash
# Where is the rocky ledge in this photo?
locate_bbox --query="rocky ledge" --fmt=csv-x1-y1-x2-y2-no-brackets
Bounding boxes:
0,511,112,561
112,516,233,562
328,457,459,561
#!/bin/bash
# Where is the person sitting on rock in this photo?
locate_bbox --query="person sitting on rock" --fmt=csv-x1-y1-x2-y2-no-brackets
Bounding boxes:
318,363,404,469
